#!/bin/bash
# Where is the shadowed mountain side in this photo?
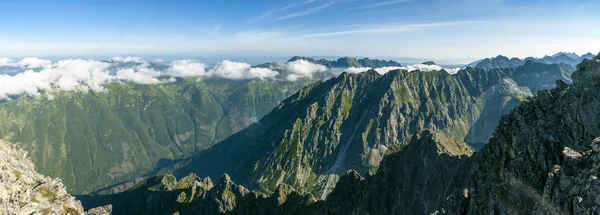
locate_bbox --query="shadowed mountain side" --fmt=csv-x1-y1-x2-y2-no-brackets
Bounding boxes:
156,67,528,196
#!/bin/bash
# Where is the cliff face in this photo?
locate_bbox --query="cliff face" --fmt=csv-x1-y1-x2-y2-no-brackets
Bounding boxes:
0,140,110,215
307,130,474,214
445,53,600,214
168,67,524,197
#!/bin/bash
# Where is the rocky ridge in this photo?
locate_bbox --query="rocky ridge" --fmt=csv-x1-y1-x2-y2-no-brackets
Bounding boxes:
0,140,110,215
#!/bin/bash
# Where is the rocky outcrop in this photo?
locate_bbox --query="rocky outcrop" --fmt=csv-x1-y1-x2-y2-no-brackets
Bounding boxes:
307,130,474,214
82,172,315,215
440,52,600,214
0,140,109,214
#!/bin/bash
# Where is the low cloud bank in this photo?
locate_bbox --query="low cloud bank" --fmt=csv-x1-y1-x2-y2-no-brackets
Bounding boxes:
0,57,285,99
0,56,461,100
0,57,53,69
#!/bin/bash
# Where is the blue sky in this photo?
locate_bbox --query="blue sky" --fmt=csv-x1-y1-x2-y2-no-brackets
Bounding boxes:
0,0,599,63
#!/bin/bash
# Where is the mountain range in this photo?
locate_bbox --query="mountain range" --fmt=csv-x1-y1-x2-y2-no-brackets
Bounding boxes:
468,52,596,70
79,53,600,215
78,54,584,214
1,53,598,214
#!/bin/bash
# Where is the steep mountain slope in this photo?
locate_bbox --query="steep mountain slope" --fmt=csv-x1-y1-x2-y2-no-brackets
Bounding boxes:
443,52,600,214
81,130,473,215
307,130,474,214
0,140,110,215
0,78,304,194
287,56,402,68
463,78,532,149
162,66,535,196
512,61,575,92
81,56,600,214
224,52,600,214
308,52,600,215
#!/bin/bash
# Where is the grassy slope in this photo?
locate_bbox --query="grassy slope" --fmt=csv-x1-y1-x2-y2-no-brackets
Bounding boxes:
0,78,305,193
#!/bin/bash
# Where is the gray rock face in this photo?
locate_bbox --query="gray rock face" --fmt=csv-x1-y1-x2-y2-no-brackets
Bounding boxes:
0,140,86,214
86,205,113,215
591,137,600,153
541,144,600,214
307,130,474,215
441,52,600,214
572,53,600,86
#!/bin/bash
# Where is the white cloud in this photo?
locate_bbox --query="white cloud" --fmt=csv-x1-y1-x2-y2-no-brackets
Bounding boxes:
0,57,289,100
345,67,372,74
116,65,162,84
155,59,164,63
168,60,208,77
0,59,112,99
0,57,13,66
248,67,279,80
374,66,403,74
0,57,467,101
285,60,327,81
110,56,143,63
444,68,462,74
18,57,52,68
369,64,460,75
210,60,278,80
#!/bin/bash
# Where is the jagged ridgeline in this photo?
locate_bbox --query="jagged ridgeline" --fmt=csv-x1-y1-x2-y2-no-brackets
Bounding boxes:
311,52,600,214
0,78,306,194
164,63,560,196
86,53,600,215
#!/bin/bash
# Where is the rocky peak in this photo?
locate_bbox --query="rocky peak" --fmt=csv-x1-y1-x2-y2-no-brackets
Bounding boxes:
411,130,474,157
572,53,600,86
0,140,109,215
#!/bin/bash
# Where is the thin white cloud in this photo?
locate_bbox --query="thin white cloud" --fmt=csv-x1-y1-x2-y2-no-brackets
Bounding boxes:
110,56,143,63
303,21,483,37
276,1,335,21
349,0,411,10
249,0,321,22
